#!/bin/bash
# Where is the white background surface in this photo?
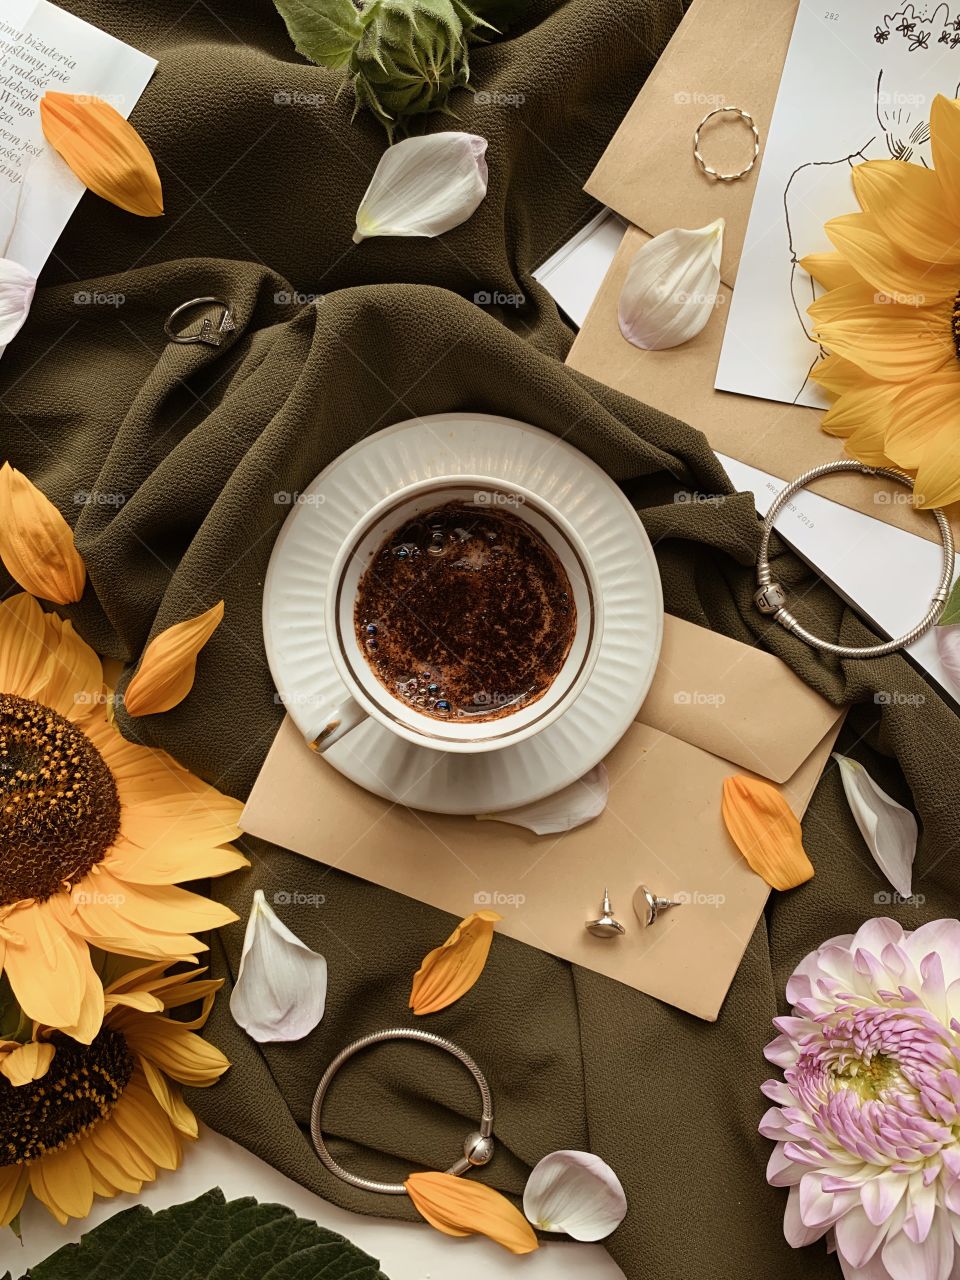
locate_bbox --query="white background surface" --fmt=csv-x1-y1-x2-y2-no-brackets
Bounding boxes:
0,1127,624,1277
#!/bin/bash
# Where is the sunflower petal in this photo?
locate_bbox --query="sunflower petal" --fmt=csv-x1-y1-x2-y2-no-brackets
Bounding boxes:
883,371,960,506
931,95,960,220
109,1080,181,1170
138,1055,199,1138
1,901,95,1032
721,775,814,891
821,383,898,466
123,601,224,716
811,284,952,383
799,252,862,291
852,159,960,265
120,1015,230,1086
0,1165,28,1228
824,212,956,305
0,462,85,604
34,614,104,722
29,1142,94,1224
0,592,51,696
0,1039,54,1085
809,354,877,398
39,93,163,217
409,910,502,1015
406,1172,539,1254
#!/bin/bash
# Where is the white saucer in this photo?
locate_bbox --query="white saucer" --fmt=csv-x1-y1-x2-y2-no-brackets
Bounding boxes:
262,413,663,814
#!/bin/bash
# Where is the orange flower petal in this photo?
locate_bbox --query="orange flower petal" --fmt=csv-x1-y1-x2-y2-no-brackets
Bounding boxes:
851,159,960,265
721,775,814,891
40,93,163,217
0,462,85,604
799,252,862,292
820,383,898,467
810,284,952,383
1,901,96,1032
123,600,224,716
409,909,502,1015
405,1172,538,1254
809,354,876,398
931,94,960,220
824,212,956,305
0,1164,28,1228
0,1039,54,1085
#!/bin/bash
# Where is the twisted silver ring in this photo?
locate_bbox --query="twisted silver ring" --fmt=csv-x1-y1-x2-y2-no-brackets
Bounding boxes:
755,461,954,659
693,106,760,182
310,1027,495,1195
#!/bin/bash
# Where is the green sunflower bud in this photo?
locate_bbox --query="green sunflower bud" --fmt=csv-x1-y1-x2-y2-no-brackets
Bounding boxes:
273,0,532,136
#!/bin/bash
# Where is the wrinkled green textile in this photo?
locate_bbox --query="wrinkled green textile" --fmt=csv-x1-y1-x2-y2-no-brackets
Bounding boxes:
1,3,957,1278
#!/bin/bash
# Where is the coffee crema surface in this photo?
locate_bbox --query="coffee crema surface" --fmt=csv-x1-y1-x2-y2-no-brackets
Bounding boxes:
353,501,577,723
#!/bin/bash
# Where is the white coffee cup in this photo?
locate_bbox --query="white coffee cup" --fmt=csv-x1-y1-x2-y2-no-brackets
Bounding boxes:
308,475,603,754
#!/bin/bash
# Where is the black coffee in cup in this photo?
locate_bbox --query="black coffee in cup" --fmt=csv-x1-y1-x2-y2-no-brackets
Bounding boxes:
354,501,576,723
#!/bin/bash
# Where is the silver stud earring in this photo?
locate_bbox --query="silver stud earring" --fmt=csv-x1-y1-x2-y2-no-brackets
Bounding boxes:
585,888,626,938
633,884,684,928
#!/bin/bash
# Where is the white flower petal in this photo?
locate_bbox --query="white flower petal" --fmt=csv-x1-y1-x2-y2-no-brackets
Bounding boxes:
522,1150,626,1242
475,764,608,834
935,624,960,694
353,132,488,242
229,888,327,1043
0,257,36,346
618,219,723,350
833,753,917,898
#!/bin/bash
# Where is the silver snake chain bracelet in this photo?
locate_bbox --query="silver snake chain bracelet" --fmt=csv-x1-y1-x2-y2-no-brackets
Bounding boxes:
310,1028,495,1195
754,461,955,659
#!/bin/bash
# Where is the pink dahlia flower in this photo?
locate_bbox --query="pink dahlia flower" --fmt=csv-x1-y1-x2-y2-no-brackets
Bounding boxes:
761,918,960,1280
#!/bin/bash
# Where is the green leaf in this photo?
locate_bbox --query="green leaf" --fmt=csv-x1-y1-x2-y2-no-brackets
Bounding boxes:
273,0,364,69
938,576,960,626
22,1188,390,1280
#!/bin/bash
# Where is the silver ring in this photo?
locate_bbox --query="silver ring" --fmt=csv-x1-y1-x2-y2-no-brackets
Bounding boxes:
163,296,236,347
755,461,954,658
693,106,760,182
310,1027,495,1195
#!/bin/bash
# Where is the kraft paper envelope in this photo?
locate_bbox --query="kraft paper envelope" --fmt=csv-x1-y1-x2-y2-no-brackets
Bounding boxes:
241,616,844,1021
574,0,955,543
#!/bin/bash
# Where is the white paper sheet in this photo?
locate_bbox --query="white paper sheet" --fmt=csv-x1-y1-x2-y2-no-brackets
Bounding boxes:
716,0,960,409
0,0,156,279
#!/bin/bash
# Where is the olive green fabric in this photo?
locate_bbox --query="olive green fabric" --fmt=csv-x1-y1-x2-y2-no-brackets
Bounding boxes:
1,3,958,1278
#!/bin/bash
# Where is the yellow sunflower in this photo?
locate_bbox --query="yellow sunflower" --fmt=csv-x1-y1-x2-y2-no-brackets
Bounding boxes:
0,960,228,1226
0,592,247,1044
804,93,960,509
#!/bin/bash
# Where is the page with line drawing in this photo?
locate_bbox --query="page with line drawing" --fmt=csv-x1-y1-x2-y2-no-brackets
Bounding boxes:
716,1,960,409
